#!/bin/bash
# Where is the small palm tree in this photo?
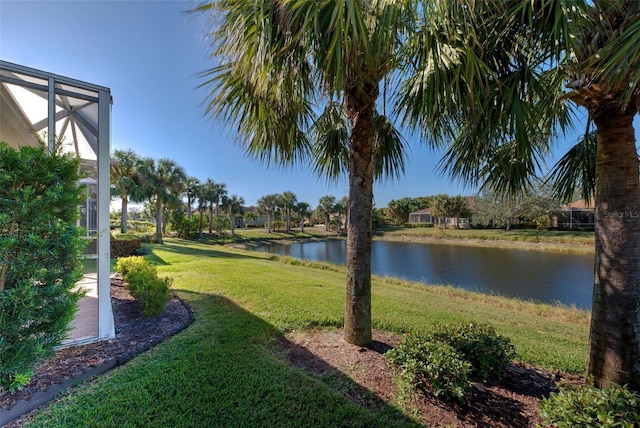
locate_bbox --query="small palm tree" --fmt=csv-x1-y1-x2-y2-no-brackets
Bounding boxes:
317,196,336,232
138,158,187,244
257,193,281,233
280,191,297,233
223,195,245,235
110,149,144,233
195,183,207,238
296,202,312,233
185,176,200,218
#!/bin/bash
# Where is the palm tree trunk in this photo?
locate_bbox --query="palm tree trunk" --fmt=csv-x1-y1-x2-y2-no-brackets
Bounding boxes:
199,211,204,238
208,204,214,234
343,88,376,346
155,198,163,244
230,214,236,234
121,196,129,234
588,110,640,390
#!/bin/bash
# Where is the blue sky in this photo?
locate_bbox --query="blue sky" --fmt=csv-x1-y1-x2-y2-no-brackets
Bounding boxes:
1,1,628,209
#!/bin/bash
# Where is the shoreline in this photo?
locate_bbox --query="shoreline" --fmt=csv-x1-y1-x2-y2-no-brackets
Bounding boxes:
221,228,593,255
374,233,594,254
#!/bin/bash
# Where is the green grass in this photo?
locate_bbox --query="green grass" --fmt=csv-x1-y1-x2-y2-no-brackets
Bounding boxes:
24,238,590,426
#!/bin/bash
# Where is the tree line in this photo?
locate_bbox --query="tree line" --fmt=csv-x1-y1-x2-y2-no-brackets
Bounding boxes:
111,149,355,239
384,183,565,231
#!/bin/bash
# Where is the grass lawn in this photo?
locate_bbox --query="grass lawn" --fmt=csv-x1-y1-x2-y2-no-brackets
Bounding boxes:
24,238,590,427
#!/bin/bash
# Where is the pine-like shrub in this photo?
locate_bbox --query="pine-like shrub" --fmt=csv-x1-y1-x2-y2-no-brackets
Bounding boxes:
426,322,516,381
386,322,516,402
115,256,171,317
539,383,640,427
0,142,86,393
386,334,472,402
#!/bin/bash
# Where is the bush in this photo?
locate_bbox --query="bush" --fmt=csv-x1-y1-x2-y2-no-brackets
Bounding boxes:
386,322,516,402
425,322,516,381
0,142,85,393
110,237,142,258
539,383,640,427
115,256,171,317
386,335,472,402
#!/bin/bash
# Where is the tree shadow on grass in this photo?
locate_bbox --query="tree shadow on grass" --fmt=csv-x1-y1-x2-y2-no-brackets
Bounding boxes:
142,240,269,266
172,290,421,427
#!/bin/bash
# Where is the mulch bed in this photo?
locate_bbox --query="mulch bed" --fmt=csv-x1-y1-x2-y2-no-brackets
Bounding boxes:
0,275,194,426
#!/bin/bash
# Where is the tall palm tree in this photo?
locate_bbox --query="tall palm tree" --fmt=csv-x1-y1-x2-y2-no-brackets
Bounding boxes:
138,158,187,244
334,196,349,231
397,1,640,389
185,176,201,218
110,149,144,233
205,180,227,234
280,191,297,233
223,194,245,235
194,0,413,346
296,202,311,233
257,193,281,233
316,196,336,232
195,182,207,239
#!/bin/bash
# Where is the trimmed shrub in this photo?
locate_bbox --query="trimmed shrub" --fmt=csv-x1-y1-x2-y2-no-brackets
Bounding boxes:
115,256,171,317
0,142,85,393
386,322,516,402
110,237,142,258
539,383,640,427
386,334,472,402
425,322,516,381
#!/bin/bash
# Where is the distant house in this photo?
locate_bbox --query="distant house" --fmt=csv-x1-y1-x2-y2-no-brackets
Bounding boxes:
408,208,433,224
554,199,595,228
238,206,269,228
408,208,471,229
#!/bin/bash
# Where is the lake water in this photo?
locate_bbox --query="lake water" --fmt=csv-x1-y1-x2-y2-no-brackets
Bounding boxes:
256,240,594,310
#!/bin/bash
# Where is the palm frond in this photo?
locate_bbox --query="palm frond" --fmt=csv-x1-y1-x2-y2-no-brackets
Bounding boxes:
546,129,597,204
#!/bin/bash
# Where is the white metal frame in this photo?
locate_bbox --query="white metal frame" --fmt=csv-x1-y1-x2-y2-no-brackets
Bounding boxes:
0,60,115,342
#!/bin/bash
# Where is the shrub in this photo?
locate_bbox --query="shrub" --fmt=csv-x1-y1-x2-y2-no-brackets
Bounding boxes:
539,383,640,427
386,322,516,403
110,237,142,258
0,142,85,393
115,256,171,317
425,322,516,381
386,334,472,402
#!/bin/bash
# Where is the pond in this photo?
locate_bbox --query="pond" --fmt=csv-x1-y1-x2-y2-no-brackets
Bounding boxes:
256,239,594,310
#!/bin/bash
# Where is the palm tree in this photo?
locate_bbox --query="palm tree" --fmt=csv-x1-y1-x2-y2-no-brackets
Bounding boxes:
244,210,258,227
296,202,311,233
195,183,207,238
194,0,415,346
185,176,200,218
397,1,640,389
257,193,281,233
334,196,349,231
110,149,143,233
206,180,227,234
138,158,187,244
280,191,297,233
223,195,245,235
317,196,336,232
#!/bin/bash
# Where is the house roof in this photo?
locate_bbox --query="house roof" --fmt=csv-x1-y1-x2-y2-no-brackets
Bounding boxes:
561,199,594,210
409,208,432,215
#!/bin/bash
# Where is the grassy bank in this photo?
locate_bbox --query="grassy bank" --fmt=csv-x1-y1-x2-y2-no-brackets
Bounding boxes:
24,238,590,426
376,226,594,254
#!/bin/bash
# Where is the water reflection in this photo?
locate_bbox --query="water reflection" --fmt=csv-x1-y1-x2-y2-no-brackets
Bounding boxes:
258,240,593,309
